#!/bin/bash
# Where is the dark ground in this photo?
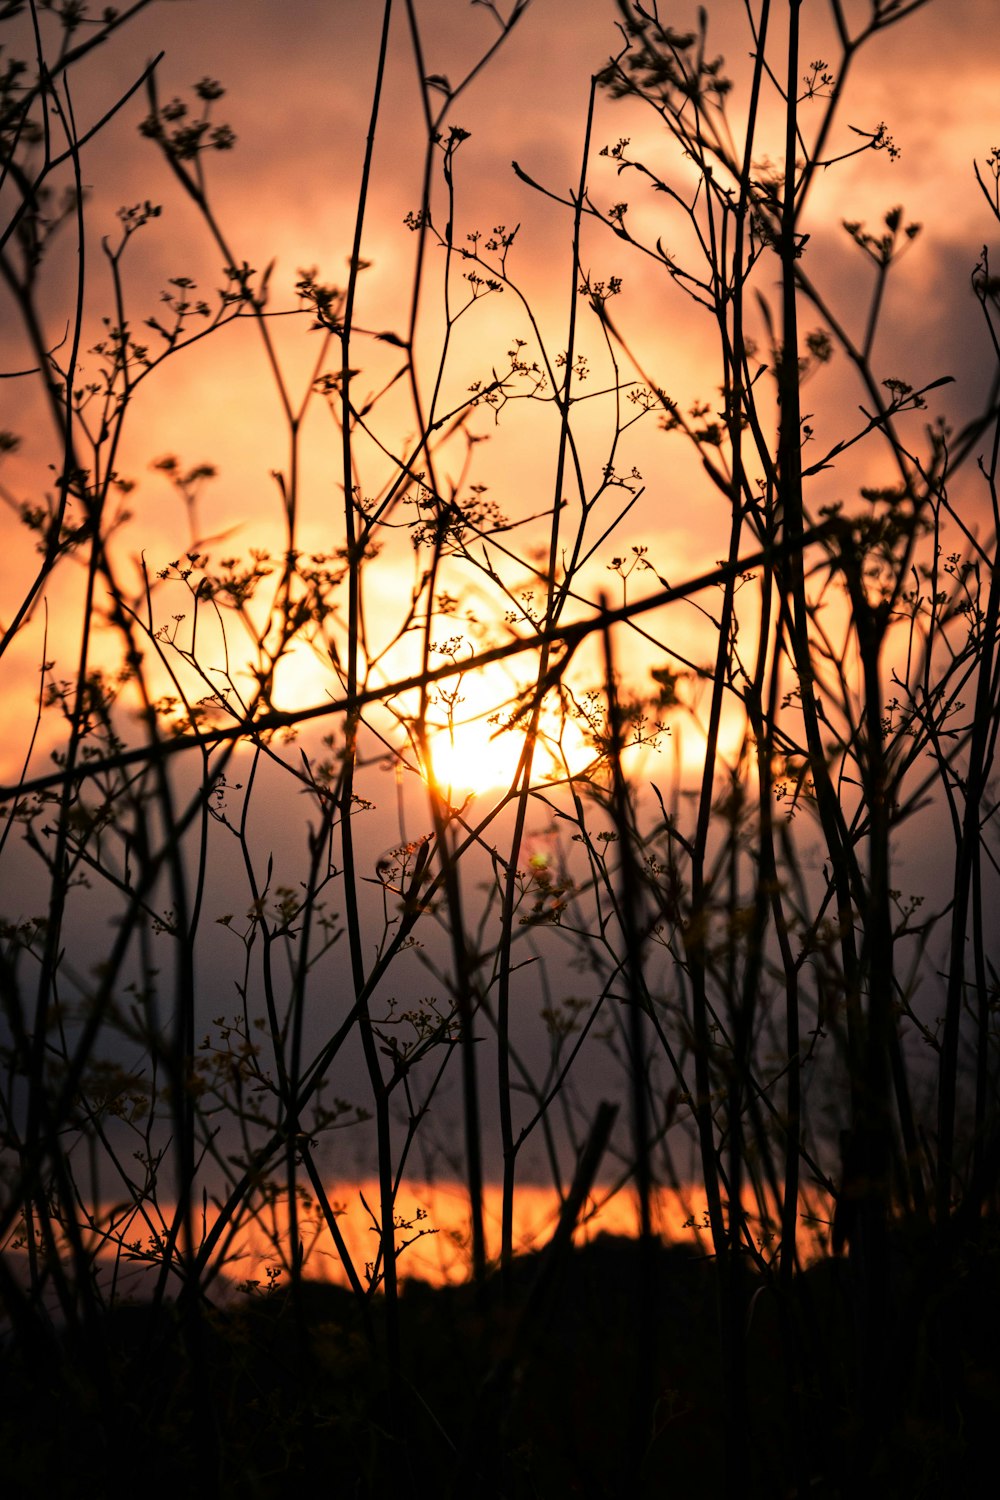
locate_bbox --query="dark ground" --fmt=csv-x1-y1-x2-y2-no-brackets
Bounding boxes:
2,1225,999,1498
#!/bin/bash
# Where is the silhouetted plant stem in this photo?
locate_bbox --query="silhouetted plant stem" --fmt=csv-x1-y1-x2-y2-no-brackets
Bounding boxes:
497,68,600,1278
601,608,656,1484
938,475,1000,1217
330,0,405,1427
775,3,809,1311
436,808,488,1285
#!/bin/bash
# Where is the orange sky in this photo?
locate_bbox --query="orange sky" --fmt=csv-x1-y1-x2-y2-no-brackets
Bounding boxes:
3,4,998,778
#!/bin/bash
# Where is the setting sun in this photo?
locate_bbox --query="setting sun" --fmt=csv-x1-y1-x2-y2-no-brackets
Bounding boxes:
422,670,597,793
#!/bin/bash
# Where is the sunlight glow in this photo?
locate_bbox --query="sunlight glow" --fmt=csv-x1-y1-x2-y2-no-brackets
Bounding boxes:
422,670,597,794
268,643,600,793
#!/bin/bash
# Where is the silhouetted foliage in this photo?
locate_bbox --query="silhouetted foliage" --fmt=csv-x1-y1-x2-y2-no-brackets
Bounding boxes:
2,1,999,1494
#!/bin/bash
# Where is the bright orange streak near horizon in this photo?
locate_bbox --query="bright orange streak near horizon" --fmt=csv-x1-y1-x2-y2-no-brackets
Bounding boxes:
48,1179,836,1307
248,1179,834,1290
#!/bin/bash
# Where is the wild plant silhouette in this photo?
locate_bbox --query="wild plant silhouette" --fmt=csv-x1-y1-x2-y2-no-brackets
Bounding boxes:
1,1,999,1495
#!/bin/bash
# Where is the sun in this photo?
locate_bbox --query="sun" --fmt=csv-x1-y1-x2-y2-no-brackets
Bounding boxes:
423,671,596,796
269,641,688,799
266,642,597,795
426,709,533,793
